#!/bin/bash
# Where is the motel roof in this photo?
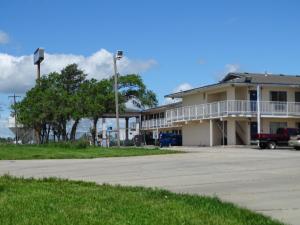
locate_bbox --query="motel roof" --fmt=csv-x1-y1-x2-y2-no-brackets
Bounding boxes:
165,72,300,98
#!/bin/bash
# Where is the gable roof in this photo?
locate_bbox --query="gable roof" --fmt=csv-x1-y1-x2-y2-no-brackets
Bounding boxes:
166,72,300,98
221,72,300,85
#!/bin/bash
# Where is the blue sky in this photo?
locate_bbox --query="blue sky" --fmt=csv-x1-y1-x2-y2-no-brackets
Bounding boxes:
1,0,300,136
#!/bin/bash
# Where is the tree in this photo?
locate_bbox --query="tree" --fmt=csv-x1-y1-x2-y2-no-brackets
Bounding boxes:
14,64,88,143
80,79,106,145
15,66,158,145
118,74,158,108
60,64,87,141
14,78,49,144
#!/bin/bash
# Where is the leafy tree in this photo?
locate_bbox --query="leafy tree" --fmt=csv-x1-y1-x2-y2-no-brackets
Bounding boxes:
15,65,158,145
80,79,107,145
118,74,158,108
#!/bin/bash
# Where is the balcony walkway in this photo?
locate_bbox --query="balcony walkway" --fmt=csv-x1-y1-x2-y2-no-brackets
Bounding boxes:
142,100,300,130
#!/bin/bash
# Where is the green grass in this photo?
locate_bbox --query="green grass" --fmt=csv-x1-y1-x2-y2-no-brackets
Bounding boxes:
0,144,180,160
0,175,284,225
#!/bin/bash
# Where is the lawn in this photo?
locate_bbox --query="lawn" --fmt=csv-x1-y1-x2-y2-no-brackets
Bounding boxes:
0,144,180,160
0,176,284,225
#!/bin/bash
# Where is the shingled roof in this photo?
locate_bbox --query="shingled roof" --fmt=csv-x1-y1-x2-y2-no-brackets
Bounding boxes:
222,72,300,85
165,72,300,98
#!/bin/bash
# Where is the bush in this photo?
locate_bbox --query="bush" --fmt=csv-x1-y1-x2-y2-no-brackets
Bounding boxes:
41,140,90,149
73,140,89,149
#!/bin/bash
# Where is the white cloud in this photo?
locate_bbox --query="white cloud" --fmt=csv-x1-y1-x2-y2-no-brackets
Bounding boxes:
0,30,9,44
0,49,157,93
225,64,240,73
164,83,193,104
173,83,193,93
214,63,241,82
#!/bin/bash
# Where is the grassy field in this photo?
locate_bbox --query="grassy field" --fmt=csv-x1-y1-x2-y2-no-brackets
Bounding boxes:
0,144,179,160
0,176,284,225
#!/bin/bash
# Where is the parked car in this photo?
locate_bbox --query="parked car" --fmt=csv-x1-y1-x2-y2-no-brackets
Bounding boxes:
159,133,182,147
256,128,300,149
288,132,300,150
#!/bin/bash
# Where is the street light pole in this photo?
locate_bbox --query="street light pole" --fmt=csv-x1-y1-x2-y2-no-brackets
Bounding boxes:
113,50,123,148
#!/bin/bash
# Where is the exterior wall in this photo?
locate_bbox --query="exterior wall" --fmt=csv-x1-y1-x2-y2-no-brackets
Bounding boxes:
227,86,235,100
182,92,205,106
182,86,237,106
227,119,236,145
261,118,300,133
235,87,248,100
207,91,227,102
182,121,210,146
260,86,300,102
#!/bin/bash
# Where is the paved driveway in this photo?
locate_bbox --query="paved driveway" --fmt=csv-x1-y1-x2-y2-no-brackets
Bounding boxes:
1,147,300,225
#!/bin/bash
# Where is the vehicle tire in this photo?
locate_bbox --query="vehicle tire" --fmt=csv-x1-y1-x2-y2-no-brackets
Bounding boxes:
294,147,300,150
268,141,276,149
259,143,266,149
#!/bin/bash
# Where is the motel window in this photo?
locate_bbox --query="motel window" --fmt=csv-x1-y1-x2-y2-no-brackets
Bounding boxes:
270,122,287,134
295,92,300,102
270,91,287,102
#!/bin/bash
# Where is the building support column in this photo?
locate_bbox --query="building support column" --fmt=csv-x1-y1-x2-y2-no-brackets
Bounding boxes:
257,85,261,135
209,119,213,147
136,116,141,135
227,119,236,145
102,118,107,147
125,117,129,142
246,121,251,145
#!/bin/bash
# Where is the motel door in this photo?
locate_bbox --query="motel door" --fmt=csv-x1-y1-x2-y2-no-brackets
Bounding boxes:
249,90,257,112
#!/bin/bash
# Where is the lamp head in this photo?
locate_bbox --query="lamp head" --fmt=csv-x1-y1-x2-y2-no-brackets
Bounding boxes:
115,50,123,60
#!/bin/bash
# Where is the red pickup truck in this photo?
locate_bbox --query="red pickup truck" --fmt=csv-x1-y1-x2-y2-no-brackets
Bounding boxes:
257,128,300,149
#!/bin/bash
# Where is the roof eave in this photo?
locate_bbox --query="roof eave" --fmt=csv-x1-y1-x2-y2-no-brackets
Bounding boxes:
165,82,300,99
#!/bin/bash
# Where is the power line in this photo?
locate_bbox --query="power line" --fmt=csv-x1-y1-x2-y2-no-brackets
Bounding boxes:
8,94,21,144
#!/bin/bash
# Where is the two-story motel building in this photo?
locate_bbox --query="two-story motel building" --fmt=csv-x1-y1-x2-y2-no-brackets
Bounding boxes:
141,72,300,146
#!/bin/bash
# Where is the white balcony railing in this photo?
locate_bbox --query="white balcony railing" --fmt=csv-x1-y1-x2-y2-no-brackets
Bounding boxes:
141,100,300,130
141,118,178,130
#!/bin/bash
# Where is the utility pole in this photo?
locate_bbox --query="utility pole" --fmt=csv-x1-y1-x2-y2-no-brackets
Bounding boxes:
8,94,21,144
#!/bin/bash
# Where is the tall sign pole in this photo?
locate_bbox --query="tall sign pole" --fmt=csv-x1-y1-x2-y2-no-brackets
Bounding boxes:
34,48,44,81
8,94,21,144
33,48,45,144
37,62,41,80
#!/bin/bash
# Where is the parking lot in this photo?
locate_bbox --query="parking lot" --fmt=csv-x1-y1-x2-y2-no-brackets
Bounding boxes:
1,147,300,225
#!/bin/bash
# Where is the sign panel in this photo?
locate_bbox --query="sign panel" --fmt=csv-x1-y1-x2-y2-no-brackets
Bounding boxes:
34,48,44,65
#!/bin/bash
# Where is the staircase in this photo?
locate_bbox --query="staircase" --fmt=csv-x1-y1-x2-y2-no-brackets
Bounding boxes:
236,121,246,145
216,120,227,145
